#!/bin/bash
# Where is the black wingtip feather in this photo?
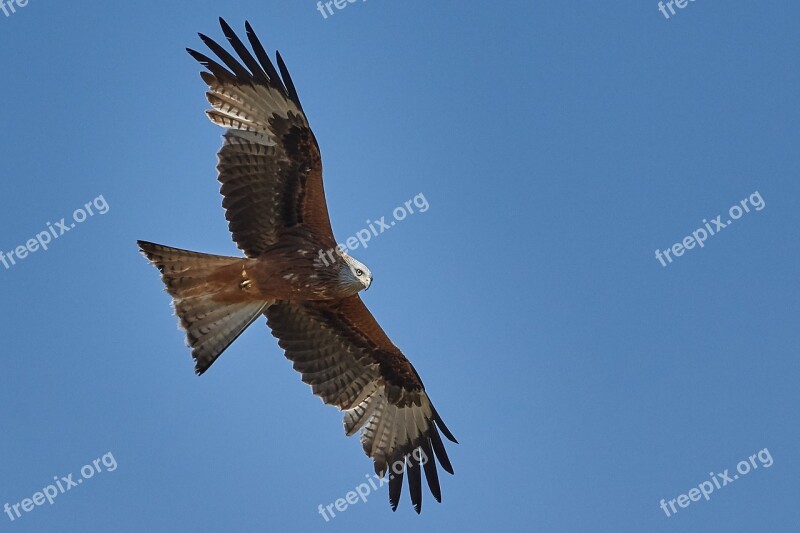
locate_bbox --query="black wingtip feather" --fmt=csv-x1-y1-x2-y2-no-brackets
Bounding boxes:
429,424,455,475
218,19,271,86
407,448,423,513
375,403,456,512
275,50,304,111
421,439,442,502
192,19,303,109
244,20,287,94
389,465,404,511
186,48,235,83
433,406,458,444
198,32,252,81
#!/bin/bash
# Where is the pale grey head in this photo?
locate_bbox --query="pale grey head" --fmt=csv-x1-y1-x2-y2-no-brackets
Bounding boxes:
336,248,372,294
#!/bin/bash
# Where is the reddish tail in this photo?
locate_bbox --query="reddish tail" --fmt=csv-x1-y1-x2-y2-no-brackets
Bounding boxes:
137,240,271,374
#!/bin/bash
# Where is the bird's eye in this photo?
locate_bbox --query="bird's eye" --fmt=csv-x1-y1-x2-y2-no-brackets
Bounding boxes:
355,269,363,276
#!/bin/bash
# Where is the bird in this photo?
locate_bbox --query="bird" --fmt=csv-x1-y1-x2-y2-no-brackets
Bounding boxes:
137,18,456,513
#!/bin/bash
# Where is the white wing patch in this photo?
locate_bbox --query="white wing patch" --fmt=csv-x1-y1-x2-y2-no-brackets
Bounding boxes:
203,76,305,148
344,386,434,477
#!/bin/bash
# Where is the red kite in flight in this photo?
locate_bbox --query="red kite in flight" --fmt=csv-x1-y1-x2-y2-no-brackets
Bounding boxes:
137,18,456,513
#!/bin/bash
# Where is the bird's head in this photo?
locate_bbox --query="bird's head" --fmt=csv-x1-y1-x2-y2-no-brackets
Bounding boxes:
339,251,372,293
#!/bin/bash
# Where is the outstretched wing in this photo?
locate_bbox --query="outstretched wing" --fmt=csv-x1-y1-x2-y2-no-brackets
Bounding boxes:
265,296,458,513
188,18,336,258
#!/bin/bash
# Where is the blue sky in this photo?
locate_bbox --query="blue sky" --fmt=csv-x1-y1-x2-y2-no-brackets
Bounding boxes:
1,1,798,531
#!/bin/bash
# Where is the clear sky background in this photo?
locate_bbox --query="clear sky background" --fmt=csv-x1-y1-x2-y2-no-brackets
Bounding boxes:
1,1,798,531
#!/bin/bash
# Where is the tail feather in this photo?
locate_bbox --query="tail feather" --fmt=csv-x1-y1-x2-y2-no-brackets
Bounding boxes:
179,298,269,374
137,240,271,375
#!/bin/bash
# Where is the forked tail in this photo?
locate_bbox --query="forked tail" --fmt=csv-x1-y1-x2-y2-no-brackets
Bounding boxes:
137,240,270,374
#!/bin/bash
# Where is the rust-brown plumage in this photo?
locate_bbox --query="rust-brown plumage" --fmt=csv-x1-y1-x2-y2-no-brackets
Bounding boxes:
137,18,456,513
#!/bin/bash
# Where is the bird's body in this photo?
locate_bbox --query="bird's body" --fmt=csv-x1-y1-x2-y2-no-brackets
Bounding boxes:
198,233,365,302
137,18,456,513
